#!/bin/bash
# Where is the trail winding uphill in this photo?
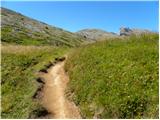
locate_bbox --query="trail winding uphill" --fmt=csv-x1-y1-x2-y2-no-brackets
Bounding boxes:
38,61,81,119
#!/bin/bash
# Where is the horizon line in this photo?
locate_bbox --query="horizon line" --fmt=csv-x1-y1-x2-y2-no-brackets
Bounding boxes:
1,7,158,34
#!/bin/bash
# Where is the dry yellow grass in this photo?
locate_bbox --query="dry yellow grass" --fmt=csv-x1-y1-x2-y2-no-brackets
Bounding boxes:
1,44,56,54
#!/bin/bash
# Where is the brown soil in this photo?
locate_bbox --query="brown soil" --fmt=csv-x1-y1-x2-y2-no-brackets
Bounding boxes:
38,61,81,119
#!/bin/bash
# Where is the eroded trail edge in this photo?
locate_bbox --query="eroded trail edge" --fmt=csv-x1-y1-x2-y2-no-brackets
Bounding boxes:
38,59,81,119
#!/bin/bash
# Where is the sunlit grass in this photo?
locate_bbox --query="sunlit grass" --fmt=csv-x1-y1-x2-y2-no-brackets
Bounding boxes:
65,34,159,119
1,45,69,118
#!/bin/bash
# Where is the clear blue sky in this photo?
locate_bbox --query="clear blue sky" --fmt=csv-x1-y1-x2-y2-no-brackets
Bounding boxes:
1,1,159,33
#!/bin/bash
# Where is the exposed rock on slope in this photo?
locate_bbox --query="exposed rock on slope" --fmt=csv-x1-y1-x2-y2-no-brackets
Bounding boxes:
76,29,118,41
2,8,156,45
1,7,85,47
120,27,154,36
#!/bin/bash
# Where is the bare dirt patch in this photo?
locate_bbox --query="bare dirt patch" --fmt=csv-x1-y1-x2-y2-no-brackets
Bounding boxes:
36,59,81,119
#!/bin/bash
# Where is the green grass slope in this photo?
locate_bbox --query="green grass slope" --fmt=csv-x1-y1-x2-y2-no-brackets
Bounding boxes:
1,7,85,47
1,7,85,119
65,34,159,118
1,45,69,118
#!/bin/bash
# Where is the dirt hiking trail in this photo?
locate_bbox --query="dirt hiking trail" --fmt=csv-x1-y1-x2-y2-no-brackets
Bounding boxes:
39,61,81,119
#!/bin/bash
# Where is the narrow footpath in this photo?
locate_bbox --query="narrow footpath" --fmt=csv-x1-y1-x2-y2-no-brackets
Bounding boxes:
38,61,81,119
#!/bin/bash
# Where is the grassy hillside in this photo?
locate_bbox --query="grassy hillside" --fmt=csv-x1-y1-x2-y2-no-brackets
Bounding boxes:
1,7,86,119
1,45,69,118
1,7,85,47
65,34,159,118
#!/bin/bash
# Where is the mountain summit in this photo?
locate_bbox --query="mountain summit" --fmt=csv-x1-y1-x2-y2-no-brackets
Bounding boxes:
76,29,118,41
1,7,156,45
120,27,154,36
